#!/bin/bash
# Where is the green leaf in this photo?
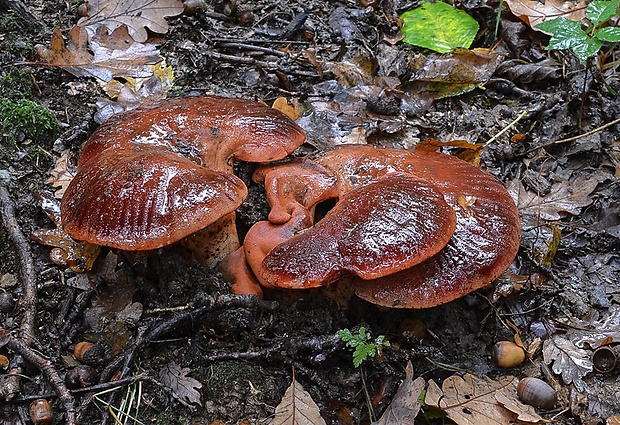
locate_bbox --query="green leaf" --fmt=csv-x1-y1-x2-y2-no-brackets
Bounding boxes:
536,17,600,61
596,26,620,41
586,0,619,27
401,2,479,53
571,36,602,61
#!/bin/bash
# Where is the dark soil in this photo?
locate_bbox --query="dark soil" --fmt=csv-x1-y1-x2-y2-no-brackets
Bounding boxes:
1,0,620,424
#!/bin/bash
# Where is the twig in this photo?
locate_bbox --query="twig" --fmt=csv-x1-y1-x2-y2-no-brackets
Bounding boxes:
205,51,319,78
541,116,620,147
0,329,78,425
217,42,288,57
0,186,37,342
484,109,529,146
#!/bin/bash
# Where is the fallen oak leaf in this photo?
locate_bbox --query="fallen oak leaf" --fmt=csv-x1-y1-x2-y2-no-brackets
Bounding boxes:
372,361,424,424
34,25,162,81
272,377,327,425
30,191,100,273
78,0,185,43
159,361,203,406
425,374,517,425
542,336,593,392
47,152,76,199
508,175,598,221
566,304,620,349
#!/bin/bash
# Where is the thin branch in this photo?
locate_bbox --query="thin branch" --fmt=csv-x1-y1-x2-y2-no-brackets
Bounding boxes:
0,186,37,342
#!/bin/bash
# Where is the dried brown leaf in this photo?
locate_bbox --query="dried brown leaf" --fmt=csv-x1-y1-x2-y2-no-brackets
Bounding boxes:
425,374,516,425
504,0,587,30
78,0,184,42
47,153,75,199
542,336,593,392
373,361,424,425
508,176,598,221
34,25,162,81
408,48,503,99
159,361,203,406
30,191,100,272
272,378,327,425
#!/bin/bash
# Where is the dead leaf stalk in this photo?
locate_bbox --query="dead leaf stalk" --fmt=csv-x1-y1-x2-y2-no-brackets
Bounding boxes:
484,109,529,146
535,115,620,151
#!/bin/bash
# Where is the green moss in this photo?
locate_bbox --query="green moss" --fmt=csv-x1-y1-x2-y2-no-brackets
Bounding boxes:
0,98,59,145
0,11,28,32
0,69,34,101
200,360,280,404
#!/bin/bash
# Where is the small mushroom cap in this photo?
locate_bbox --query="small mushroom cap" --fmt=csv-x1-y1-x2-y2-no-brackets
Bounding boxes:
61,148,247,250
253,160,338,224
257,173,457,288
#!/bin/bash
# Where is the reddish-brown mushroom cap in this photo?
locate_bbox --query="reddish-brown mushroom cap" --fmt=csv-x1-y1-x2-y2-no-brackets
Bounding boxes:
250,145,520,308
61,148,247,250
255,173,457,288
61,96,306,254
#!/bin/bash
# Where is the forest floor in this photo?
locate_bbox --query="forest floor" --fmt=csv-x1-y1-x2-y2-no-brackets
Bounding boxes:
1,0,620,424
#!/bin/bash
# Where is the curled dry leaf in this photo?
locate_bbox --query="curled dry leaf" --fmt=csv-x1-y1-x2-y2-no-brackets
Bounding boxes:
272,378,327,425
159,361,203,406
47,153,75,199
542,336,593,392
372,361,424,425
504,0,587,30
78,0,185,42
408,48,503,99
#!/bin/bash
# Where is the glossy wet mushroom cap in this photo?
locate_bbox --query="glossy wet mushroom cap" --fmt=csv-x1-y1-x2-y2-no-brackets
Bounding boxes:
254,173,457,288
249,145,520,308
61,96,306,253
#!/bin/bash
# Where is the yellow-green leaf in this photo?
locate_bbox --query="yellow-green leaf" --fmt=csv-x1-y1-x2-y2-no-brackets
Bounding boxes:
401,2,479,53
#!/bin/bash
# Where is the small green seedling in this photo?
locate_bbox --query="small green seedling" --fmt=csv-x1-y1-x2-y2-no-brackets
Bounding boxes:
337,327,390,367
536,0,620,62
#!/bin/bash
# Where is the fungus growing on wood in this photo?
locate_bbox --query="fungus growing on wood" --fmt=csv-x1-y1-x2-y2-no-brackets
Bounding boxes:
243,145,520,308
61,96,305,265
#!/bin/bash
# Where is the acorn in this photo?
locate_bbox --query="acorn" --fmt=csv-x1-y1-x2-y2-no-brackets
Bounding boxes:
182,0,205,15
29,399,53,425
0,354,8,369
65,365,100,389
491,341,526,368
517,377,557,409
74,341,105,365
76,2,89,17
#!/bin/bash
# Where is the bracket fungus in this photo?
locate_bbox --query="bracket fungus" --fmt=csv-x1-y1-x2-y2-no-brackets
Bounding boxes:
60,96,305,266
238,145,520,308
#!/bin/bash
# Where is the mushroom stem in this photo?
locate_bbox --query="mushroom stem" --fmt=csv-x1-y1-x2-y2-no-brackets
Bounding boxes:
180,212,240,268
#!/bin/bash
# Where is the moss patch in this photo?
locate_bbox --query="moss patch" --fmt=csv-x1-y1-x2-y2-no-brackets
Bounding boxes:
0,98,59,145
